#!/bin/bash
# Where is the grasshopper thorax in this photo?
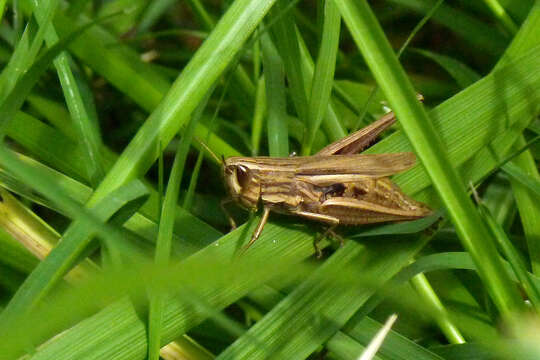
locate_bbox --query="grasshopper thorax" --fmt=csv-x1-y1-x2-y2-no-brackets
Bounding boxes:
223,158,261,211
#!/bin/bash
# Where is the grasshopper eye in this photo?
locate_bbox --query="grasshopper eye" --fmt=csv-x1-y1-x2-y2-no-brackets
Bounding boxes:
236,165,250,188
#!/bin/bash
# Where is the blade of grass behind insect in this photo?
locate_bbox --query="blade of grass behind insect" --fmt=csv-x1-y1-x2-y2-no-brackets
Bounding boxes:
388,0,508,56
335,0,524,316
411,49,481,88
296,28,346,142
261,32,288,157
30,0,106,186
250,75,266,156
302,0,340,155
148,91,210,360
353,0,443,132
270,0,309,131
482,0,518,35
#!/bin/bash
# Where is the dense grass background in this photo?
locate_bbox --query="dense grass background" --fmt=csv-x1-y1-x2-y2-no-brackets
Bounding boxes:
0,0,539,359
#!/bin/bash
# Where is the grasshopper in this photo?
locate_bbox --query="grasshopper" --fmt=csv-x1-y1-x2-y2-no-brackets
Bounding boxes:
223,111,432,256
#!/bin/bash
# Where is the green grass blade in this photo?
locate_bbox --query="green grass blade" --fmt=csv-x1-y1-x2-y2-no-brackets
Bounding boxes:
502,161,540,199
0,175,149,359
493,2,540,277
302,0,340,155
148,94,209,360
329,316,445,360
88,0,277,204
270,0,309,130
0,14,109,140
482,0,519,35
29,0,106,186
0,151,218,256
261,33,288,157
296,28,346,142
335,0,524,316
388,0,508,55
411,48,481,88
136,0,176,34
250,75,266,156
215,235,431,359
476,197,540,311
410,273,465,344
506,142,540,276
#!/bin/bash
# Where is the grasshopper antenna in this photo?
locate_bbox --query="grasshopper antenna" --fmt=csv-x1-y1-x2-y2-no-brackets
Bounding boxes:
194,136,223,165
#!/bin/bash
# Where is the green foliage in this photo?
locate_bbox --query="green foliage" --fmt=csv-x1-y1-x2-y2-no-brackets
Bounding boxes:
0,0,539,359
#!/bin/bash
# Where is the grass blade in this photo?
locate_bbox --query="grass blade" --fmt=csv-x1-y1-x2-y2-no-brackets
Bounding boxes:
147,93,210,360
302,0,340,155
335,0,524,316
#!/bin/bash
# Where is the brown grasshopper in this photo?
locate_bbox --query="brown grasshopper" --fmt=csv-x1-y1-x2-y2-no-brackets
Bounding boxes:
223,112,432,256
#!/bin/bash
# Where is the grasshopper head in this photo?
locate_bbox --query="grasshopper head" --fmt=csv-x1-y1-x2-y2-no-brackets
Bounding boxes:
223,157,260,210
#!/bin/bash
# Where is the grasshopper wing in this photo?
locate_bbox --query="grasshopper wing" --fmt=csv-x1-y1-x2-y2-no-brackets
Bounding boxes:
296,153,416,186
316,112,395,155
